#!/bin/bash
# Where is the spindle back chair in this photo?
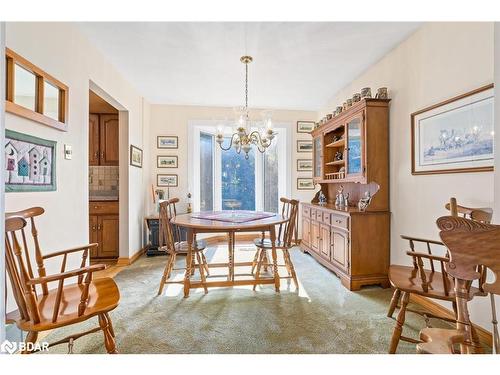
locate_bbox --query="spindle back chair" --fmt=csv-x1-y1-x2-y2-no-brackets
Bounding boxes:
417,216,500,354
157,198,209,296
252,197,300,290
387,198,489,353
5,210,119,354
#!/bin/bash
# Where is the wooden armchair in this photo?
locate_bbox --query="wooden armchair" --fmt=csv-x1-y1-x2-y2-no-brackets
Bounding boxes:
387,198,490,353
5,208,119,354
417,216,500,354
252,197,300,291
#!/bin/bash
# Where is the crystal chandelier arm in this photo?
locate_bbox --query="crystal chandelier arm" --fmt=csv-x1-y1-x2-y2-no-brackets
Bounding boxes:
217,133,237,151
248,131,270,153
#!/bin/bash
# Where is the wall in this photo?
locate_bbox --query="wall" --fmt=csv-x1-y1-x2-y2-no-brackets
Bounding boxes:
4,22,148,311
147,105,317,218
0,21,6,344
319,22,495,329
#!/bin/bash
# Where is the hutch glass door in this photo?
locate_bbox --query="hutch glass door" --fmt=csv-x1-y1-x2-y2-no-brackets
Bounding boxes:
346,116,363,176
313,136,322,179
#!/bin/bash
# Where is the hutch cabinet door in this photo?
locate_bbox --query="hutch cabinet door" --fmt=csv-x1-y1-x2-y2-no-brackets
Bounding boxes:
302,217,311,246
99,114,120,166
331,229,349,271
311,220,320,253
89,114,100,166
313,136,322,180
345,113,364,179
319,224,331,259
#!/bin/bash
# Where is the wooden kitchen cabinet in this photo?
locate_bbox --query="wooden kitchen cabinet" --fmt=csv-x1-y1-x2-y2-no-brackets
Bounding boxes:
89,113,119,166
89,201,119,259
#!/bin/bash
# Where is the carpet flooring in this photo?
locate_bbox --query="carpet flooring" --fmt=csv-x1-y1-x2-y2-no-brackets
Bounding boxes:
43,245,450,354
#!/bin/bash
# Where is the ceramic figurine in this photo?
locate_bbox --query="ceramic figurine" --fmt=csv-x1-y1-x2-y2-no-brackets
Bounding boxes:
334,151,343,161
357,191,372,211
318,190,327,205
336,185,349,207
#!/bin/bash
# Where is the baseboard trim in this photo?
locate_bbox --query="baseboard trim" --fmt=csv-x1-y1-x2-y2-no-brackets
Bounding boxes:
410,294,493,347
117,246,146,266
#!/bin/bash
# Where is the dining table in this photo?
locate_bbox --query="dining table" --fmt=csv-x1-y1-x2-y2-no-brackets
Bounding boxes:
170,210,288,297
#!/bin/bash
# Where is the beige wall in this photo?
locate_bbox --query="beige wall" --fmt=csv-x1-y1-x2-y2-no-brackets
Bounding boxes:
4,23,149,311
320,22,495,329
147,105,317,217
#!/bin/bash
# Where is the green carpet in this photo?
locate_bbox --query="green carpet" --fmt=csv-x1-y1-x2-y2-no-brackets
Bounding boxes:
42,245,448,354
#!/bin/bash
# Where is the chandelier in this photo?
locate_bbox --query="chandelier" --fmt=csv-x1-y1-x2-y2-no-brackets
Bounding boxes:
216,56,275,159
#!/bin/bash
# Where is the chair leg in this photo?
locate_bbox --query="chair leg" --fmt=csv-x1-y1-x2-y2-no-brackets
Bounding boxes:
21,331,38,354
389,291,409,354
201,252,210,276
104,312,116,338
99,314,118,354
158,253,174,296
253,248,266,291
251,248,261,275
262,250,269,272
196,252,208,294
387,288,401,318
284,249,299,290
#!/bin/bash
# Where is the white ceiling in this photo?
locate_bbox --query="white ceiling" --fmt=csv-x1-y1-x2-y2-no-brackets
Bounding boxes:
76,22,421,110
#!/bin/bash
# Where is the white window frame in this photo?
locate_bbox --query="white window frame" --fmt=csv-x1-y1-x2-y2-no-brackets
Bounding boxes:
188,120,291,213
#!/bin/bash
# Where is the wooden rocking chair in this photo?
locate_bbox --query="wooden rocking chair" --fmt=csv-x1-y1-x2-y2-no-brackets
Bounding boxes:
5,207,120,354
417,216,500,354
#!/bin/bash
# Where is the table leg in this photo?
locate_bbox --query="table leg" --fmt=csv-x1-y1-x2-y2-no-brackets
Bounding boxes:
183,228,194,298
227,231,235,282
270,225,280,292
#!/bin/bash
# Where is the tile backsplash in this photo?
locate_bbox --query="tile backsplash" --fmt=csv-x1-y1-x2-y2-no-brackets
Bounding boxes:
89,166,119,192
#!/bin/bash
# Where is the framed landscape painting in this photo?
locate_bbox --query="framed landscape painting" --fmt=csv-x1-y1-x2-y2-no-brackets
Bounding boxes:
411,84,494,175
130,145,143,168
296,159,312,171
297,121,315,133
157,155,178,168
297,140,313,153
4,130,57,192
157,174,178,187
297,178,315,190
157,135,178,149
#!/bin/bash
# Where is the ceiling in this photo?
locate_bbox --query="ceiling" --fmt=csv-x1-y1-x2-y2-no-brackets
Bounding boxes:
77,22,421,110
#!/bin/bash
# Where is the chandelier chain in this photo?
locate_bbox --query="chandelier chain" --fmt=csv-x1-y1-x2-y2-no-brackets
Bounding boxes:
245,62,248,110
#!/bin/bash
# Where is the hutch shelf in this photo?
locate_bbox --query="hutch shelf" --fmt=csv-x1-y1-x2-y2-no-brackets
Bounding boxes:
300,98,391,290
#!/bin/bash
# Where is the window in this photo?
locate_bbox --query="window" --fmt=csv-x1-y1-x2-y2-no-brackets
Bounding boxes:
5,48,68,131
189,122,289,213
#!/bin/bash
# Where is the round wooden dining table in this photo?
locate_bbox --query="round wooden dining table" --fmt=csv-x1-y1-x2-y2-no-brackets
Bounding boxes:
171,211,288,297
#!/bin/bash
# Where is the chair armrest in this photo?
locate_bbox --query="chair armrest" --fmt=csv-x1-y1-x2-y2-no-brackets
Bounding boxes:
400,235,444,246
405,251,449,263
42,243,98,260
27,264,106,285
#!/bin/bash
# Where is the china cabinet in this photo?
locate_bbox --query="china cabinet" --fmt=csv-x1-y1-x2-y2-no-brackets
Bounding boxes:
301,98,390,290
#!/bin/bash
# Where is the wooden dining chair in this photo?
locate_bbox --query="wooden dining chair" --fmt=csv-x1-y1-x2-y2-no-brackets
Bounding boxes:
251,197,300,291
417,216,500,354
5,209,119,354
387,198,490,353
157,198,210,296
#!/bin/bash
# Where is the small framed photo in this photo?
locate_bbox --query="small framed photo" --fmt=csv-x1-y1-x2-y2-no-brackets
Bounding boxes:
297,178,315,190
157,155,178,168
297,121,315,133
129,145,143,168
157,136,178,149
157,174,178,187
296,159,313,172
297,140,313,153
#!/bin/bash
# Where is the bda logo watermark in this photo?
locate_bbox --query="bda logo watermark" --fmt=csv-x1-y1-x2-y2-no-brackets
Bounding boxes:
1,339,49,354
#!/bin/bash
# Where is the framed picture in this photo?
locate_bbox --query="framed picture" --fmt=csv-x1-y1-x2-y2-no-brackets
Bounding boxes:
297,178,315,190
297,121,315,133
4,129,57,192
157,174,178,187
130,145,143,168
157,135,178,149
411,84,494,175
297,140,313,153
296,159,313,172
157,155,178,168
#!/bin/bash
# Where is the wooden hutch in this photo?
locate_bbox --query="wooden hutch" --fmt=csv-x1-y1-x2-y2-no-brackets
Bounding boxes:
300,98,390,290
